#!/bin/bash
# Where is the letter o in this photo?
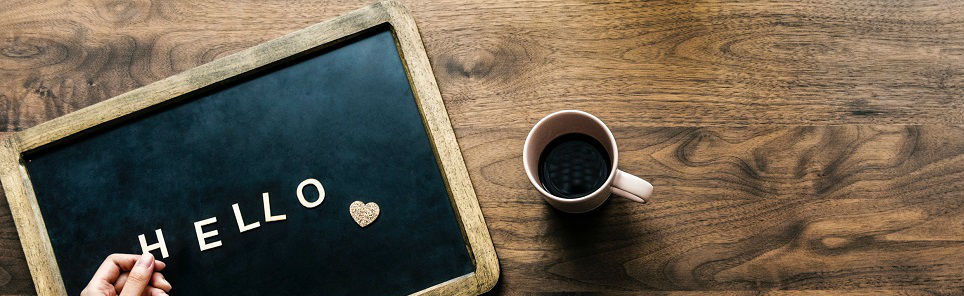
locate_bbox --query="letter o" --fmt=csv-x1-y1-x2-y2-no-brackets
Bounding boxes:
297,178,325,208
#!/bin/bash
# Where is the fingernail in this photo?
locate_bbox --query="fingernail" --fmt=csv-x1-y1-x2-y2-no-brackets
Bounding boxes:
136,253,154,268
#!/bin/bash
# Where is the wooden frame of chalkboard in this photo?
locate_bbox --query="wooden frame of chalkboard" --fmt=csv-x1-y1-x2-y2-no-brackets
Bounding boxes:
0,1,498,295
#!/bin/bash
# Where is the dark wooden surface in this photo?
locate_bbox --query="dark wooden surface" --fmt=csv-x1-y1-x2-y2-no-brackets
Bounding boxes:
1,0,962,294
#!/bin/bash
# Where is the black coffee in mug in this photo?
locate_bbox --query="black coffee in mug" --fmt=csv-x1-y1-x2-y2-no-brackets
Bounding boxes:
537,133,612,199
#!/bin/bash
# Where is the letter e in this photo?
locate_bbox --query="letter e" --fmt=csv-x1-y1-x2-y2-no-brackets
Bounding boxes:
194,217,222,251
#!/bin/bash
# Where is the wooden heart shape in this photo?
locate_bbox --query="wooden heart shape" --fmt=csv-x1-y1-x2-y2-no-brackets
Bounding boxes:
349,201,380,227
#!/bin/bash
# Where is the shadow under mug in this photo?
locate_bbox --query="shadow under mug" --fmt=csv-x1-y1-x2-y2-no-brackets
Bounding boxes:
523,110,653,213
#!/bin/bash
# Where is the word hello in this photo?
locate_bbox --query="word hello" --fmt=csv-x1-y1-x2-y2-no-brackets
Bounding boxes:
137,178,326,259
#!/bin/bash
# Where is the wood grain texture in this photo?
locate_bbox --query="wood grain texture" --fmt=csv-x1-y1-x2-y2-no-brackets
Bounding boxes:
0,0,961,294
471,125,962,293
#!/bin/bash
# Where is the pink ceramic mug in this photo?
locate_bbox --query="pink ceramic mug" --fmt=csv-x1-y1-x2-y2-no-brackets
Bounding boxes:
523,110,653,213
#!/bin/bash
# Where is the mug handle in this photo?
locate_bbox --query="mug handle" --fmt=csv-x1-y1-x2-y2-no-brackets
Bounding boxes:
611,169,653,203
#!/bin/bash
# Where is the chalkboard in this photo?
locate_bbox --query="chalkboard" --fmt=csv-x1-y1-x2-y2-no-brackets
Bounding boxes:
0,2,498,295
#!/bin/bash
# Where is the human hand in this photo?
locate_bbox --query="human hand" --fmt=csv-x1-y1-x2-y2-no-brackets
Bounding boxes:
81,253,172,296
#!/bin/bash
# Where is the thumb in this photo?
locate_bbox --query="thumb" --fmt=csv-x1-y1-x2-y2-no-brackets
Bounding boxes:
119,253,154,296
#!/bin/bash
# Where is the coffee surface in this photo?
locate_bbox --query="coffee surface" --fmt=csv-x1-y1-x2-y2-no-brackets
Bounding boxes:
538,133,611,198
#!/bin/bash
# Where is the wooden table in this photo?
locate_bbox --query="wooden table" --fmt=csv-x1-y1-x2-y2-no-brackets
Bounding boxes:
0,0,961,294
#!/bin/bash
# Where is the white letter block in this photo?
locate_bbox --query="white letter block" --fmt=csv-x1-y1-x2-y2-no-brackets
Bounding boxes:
232,203,261,233
263,192,287,222
194,217,222,251
297,178,325,208
138,229,170,259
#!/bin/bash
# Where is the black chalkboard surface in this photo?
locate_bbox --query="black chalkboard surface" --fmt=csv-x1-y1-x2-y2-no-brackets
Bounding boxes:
22,27,474,295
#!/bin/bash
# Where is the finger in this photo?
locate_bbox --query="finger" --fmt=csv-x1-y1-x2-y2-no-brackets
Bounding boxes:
84,256,126,296
120,272,170,293
90,253,139,285
81,281,116,296
106,253,167,271
142,287,169,296
115,273,128,294
150,272,171,292
94,253,166,281
114,260,166,294
153,260,166,271
119,253,154,296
